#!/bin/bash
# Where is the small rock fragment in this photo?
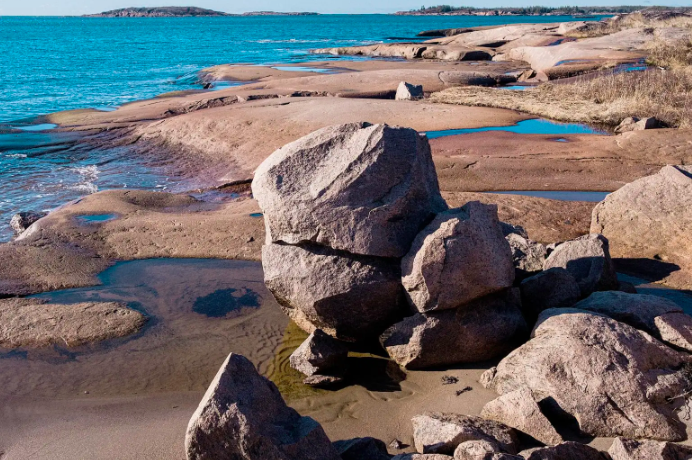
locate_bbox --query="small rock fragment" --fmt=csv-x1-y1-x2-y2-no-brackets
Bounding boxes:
396,81,424,100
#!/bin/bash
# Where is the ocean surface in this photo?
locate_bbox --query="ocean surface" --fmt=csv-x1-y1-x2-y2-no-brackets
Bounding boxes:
0,15,606,241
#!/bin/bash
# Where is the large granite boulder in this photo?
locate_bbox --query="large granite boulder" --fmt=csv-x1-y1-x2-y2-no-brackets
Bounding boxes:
525,442,608,460
262,243,403,342
252,122,447,258
481,386,563,446
381,289,527,369
185,353,340,460
591,166,692,289
608,437,692,460
482,309,691,441
289,329,349,386
519,268,581,321
412,413,520,455
402,202,514,313
543,234,618,297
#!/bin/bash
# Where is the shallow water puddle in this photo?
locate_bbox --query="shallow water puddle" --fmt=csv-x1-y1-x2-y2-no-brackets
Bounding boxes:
490,190,609,202
498,85,530,91
425,118,608,138
271,66,332,73
14,123,58,132
77,213,119,223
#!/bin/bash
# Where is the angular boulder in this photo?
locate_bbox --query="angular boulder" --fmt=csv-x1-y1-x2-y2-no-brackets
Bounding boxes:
412,413,520,455
525,442,608,460
252,122,447,258
506,232,548,279
654,313,692,353
483,309,691,441
543,234,619,297
381,289,527,369
481,386,563,446
185,353,340,460
334,437,391,460
402,202,514,313
519,268,581,321
262,243,403,342
396,81,424,100
10,211,47,235
615,116,665,133
591,165,692,290
608,437,692,460
289,329,348,385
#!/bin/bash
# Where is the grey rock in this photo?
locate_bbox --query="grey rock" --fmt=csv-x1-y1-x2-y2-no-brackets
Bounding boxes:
519,268,581,321
525,442,608,460
10,211,47,235
500,222,528,239
608,437,692,460
185,353,340,460
262,242,403,342
453,440,500,459
615,116,665,133
252,122,447,258
481,386,563,446
402,202,514,313
334,437,391,460
485,309,691,441
506,233,548,278
654,312,692,353
289,329,348,379
396,81,424,100
381,289,527,369
412,413,520,456
302,374,344,387
543,234,619,297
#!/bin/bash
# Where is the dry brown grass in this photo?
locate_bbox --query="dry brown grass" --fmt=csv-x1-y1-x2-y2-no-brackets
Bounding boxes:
648,37,692,68
432,68,692,128
569,11,692,38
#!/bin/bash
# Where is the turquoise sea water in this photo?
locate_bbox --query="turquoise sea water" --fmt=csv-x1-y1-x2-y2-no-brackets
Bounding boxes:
0,15,606,242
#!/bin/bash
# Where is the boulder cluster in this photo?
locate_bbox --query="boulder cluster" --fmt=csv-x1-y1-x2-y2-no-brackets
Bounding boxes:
186,124,692,459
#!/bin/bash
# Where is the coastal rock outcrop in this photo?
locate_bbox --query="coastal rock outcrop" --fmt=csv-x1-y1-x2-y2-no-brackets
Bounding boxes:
482,309,691,441
10,211,47,235
185,353,340,460
396,81,424,100
252,122,447,258
412,413,520,455
543,234,618,297
591,165,692,289
481,386,563,446
402,202,514,313
289,329,349,386
608,437,692,459
262,242,403,342
380,289,527,369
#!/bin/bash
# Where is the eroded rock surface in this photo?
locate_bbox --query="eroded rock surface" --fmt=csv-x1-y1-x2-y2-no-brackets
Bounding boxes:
608,437,692,460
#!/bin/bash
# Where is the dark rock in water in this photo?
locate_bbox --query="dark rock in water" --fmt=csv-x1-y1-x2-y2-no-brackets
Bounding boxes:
10,211,47,235
519,267,581,321
203,82,214,90
334,437,391,460
525,442,609,460
289,329,348,386
185,353,340,460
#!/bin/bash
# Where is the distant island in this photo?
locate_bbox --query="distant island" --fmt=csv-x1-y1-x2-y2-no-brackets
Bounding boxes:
85,7,319,18
394,5,646,16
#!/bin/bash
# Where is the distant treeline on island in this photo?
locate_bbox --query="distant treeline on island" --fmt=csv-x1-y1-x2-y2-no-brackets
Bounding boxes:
395,5,649,16
85,7,319,18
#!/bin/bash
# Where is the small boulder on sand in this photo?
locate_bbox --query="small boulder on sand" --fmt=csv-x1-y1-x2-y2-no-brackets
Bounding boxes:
402,202,514,313
412,413,520,456
519,267,581,321
481,386,563,446
483,309,691,441
381,289,527,369
615,116,665,133
608,437,692,460
525,442,609,460
252,122,447,258
10,211,47,235
289,329,348,386
185,353,340,460
543,234,619,297
396,81,424,100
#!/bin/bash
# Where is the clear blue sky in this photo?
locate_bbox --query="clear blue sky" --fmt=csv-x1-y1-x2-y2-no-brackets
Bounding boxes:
0,0,675,16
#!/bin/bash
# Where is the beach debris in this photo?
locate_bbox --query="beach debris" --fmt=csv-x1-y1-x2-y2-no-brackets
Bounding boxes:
262,242,403,342
524,442,608,460
334,437,391,460
615,116,666,133
456,387,472,396
396,81,424,100
381,289,527,369
543,233,619,297
481,386,563,446
608,437,692,460
441,375,459,385
289,329,349,386
10,211,46,235
482,309,691,441
412,413,520,456
185,353,340,460
402,202,515,313
519,268,581,322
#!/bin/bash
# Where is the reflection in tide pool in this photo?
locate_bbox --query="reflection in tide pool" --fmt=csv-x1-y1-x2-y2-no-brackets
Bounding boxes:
425,118,609,139
491,190,610,202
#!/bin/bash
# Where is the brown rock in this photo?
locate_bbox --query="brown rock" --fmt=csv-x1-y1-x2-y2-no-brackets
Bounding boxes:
252,122,447,258
185,353,340,460
402,202,514,313
412,413,520,456
608,437,692,460
525,442,608,460
481,386,563,446
262,242,403,342
519,268,581,321
485,309,691,441
381,289,527,369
